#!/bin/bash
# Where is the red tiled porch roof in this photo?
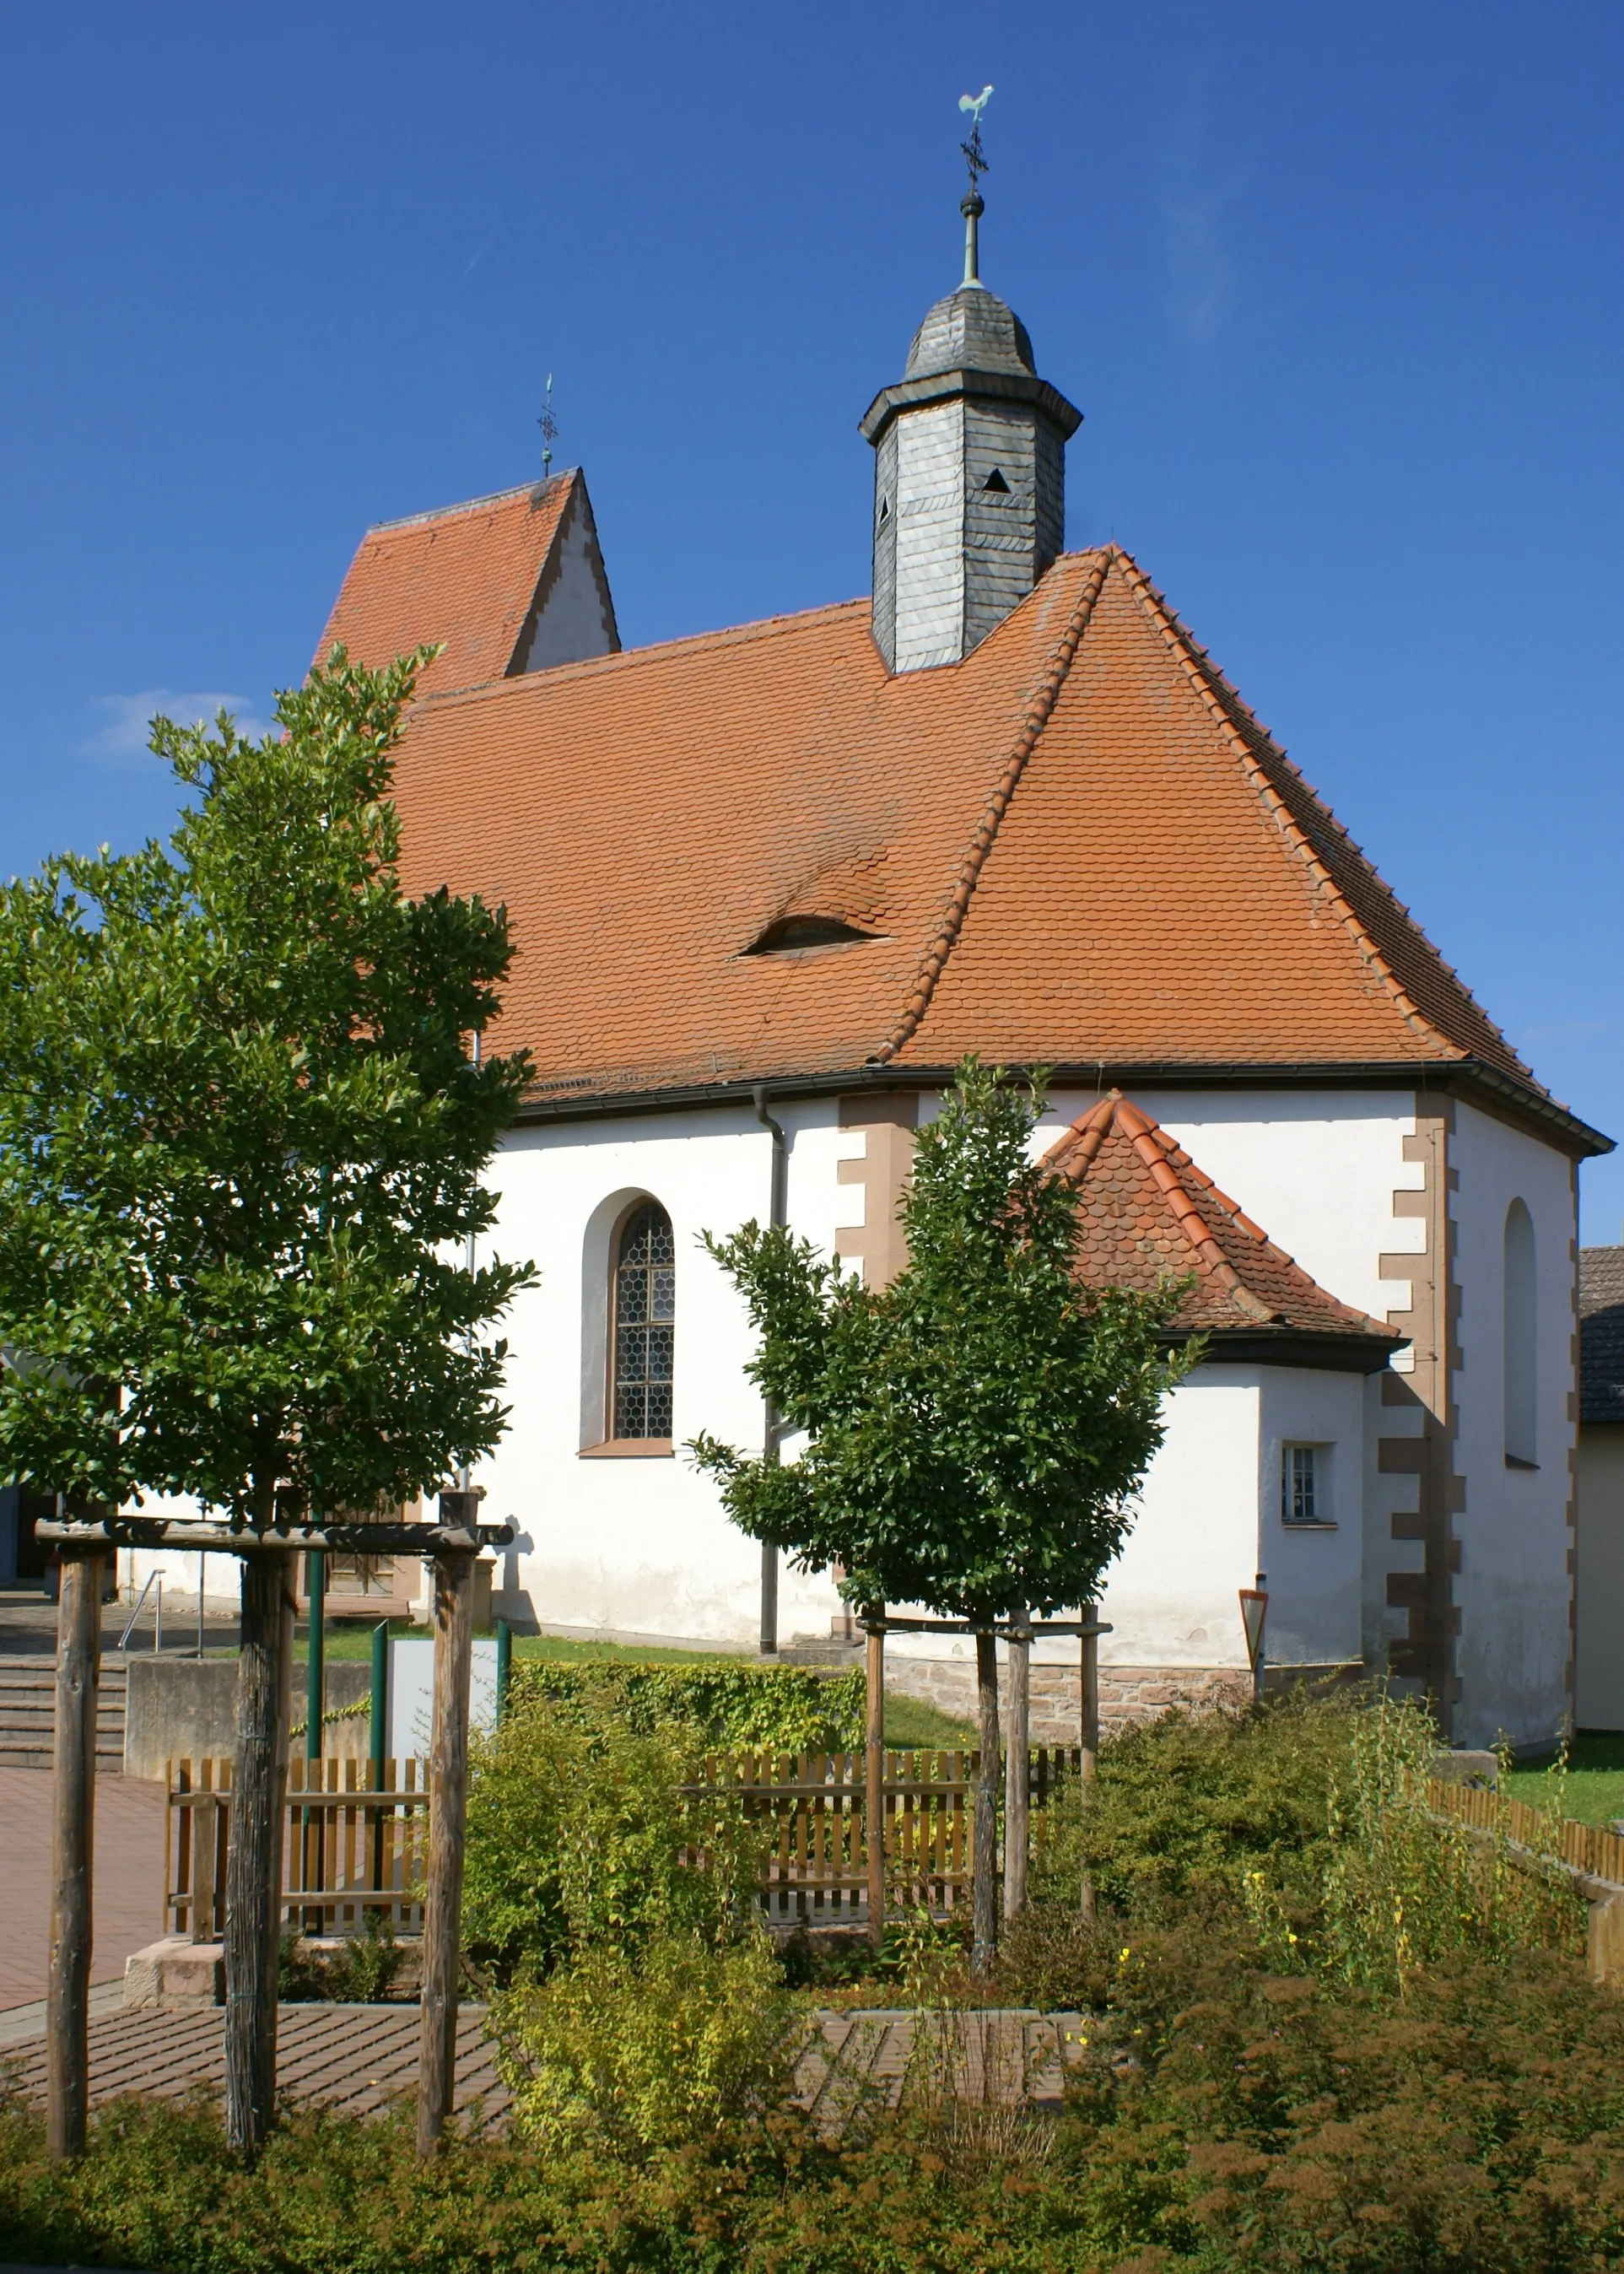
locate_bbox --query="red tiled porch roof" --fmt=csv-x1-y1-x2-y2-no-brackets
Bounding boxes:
1044,1091,1401,1351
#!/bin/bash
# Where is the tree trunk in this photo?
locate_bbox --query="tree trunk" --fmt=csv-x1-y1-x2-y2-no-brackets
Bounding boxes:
418,1543,475,2152
47,1548,105,2160
864,1610,885,1949
1002,1612,1030,1922
972,1627,1001,1974
225,1550,294,2158
1079,1598,1099,1922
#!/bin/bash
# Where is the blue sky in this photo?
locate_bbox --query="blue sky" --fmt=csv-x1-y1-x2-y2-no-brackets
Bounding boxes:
3,2,1620,1232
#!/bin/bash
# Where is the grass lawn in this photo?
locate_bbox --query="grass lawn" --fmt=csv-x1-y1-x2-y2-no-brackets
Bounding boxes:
1505,1731,1624,1828
881,1693,974,1747
294,1623,974,1747
309,1623,745,1666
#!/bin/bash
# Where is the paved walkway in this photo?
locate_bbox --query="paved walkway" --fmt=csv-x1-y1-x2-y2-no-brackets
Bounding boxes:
0,1586,240,1659
0,2001,508,2123
0,1767,168,2007
0,1999,1082,2130
793,2007,1083,2127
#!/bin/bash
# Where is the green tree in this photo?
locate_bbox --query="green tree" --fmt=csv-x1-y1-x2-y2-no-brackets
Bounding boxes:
692,1057,1193,1962
0,647,537,2151
0,647,535,1521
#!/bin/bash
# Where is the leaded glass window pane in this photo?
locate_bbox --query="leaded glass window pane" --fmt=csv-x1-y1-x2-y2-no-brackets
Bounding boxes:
612,1202,676,1439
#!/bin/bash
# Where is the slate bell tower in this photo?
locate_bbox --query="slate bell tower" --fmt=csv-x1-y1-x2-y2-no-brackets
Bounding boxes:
861,127,1082,673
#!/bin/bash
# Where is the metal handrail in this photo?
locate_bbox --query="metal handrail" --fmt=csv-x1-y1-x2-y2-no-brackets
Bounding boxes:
116,1571,162,1653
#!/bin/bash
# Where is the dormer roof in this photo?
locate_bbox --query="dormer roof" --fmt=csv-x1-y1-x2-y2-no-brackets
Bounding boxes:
1044,1092,1402,1369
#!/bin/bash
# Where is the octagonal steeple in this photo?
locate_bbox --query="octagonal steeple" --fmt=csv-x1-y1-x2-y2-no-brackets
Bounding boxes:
861,200,1081,673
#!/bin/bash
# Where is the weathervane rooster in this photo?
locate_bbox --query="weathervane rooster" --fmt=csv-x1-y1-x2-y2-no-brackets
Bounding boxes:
958,84,993,197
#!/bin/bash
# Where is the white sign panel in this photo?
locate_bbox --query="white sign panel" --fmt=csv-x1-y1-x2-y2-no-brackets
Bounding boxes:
386,1636,499,1762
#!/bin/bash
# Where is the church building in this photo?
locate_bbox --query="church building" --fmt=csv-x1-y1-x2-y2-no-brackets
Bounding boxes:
130,188,1611,1747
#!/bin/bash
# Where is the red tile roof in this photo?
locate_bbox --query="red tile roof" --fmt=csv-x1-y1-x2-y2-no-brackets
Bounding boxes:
316,472,600,699
1044,1093,1400,1351
351,536,1600,1148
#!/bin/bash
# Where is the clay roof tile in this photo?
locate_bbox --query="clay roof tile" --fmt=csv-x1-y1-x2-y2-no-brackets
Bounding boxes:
341,532,1603,1145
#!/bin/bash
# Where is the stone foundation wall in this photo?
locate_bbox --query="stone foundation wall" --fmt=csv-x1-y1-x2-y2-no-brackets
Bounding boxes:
883,1656,1359,1741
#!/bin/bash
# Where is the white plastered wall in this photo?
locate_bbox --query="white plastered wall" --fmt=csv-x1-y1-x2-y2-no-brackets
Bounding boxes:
1577,1424,1624,1730
1256,1366,1366,1666
475,1099,857,1646
111,1083,1573,1747
1449,1098,1575,1747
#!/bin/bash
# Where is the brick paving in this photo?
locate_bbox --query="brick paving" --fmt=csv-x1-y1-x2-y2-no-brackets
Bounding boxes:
0,1766,169,2008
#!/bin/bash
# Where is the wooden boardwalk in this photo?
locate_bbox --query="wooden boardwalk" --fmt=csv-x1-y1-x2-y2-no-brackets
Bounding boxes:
0,2002,510,2125
0,2001,1083,2129
792,2007,1085,2131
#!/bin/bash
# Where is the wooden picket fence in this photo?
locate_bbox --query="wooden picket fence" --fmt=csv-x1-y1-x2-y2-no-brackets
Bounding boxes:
167,1747,1084,1936
1427,1776,1624,1886
689,1747,1082,1919
167,1757,429,1939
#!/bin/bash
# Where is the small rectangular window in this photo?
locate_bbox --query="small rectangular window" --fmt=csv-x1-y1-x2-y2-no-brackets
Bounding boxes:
1281,1445,1325,1526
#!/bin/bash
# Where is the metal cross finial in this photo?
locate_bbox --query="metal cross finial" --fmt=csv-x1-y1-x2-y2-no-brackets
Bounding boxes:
958,84,994,197
537,373,558,479
957,85,993,284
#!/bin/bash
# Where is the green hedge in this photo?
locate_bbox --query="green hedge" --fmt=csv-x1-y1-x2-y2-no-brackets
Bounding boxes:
507,1658,864,1754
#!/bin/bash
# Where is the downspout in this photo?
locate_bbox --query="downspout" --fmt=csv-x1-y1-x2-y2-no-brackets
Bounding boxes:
751,1085,788,1656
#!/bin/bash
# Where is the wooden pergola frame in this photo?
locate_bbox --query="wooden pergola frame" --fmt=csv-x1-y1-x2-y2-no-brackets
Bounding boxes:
38,1493,513,2160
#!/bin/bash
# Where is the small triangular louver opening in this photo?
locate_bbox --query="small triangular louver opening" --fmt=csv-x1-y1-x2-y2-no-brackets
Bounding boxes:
983,467,1011,493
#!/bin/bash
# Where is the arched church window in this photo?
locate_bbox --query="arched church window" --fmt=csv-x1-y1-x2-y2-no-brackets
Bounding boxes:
612,1201,676,1440
1503,1198,1537,1467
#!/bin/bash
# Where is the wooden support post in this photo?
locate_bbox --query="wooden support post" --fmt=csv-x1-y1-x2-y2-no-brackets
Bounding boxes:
1003,1612,1030,1922
1080,1599,1099,1922
418,1520,476,2153
863,1609,885,1950
224,1549,294,2158
47,1546,106,2161
972,1627,1001,1975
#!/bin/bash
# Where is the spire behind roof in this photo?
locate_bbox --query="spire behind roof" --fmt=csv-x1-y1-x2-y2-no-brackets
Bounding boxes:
860,108,1081,673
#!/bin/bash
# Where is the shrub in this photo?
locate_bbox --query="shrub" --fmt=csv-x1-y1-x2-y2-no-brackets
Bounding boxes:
461,1693,766,1985
995,1896,1123,2012
6,1937,1624,2270
1323,1689,1584,1991
1030,1688,1361,1920
1007,1690,1586,2010
494,1928,800,2161
1089,1920,1624,2272
508,1657,863,1753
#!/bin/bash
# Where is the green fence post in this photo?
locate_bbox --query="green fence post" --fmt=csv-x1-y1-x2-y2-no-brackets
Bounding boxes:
370,1619,388,1767
301,1550,326,1927
305,1552,326,1763
370,1618,388,1895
